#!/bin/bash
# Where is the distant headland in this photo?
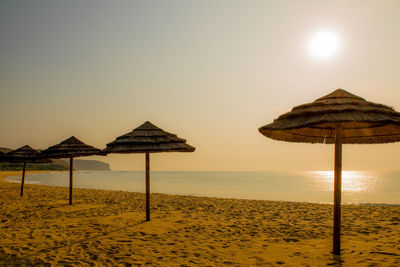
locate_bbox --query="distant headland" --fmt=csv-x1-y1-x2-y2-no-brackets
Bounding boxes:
0,147,111,171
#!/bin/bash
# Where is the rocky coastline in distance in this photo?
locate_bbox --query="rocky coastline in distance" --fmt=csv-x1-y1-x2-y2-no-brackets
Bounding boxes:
66,158,111,171
0,147,111,171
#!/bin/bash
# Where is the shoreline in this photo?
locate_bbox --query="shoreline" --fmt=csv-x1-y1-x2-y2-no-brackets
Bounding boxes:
2,170,400,207
1,174,400,265
0,170,66,182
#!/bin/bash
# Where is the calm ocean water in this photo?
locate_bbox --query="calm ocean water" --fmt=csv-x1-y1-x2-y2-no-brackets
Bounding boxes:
5,171,400,205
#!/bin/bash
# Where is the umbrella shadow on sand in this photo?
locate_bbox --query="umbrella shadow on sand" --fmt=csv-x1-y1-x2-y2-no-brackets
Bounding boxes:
40,136,103,205
259,89,400,255
103,121,195,222
5,145,51,197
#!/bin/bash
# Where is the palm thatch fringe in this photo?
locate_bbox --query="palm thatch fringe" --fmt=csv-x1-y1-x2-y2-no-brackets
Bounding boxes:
7,145,51,163
0,150,7,163
41,136,102,158
104,121,195,153
259,89,400,144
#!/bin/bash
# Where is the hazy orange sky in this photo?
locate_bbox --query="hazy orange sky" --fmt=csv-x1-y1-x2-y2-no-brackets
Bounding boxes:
1,1,400,171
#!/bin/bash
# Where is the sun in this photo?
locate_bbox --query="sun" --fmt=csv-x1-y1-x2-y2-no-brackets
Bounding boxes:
309,31,339,59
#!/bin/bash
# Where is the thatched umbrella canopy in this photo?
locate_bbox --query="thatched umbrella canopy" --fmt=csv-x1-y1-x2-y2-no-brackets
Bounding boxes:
40,136,102,205
6,145,51,196
0,148,13,164
259,88,400,255
0,149,13,165
0,150,7,162
103,121,195,221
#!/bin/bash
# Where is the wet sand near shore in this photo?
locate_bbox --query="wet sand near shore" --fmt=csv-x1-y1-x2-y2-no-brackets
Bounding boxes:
1,171,400,266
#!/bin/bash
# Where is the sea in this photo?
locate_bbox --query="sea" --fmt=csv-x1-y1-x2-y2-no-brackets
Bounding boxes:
5,170,400,205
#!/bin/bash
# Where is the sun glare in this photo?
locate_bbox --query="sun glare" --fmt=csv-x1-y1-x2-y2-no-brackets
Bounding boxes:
309,31,339,59
310,171,377,193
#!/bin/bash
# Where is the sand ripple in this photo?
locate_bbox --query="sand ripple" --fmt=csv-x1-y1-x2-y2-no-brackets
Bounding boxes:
1,177,400,266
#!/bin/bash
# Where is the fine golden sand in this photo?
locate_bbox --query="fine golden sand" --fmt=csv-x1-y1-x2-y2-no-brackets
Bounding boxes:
1,171,400,266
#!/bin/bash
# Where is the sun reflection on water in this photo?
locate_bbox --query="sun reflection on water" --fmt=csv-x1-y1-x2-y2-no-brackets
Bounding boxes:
309,171,379,192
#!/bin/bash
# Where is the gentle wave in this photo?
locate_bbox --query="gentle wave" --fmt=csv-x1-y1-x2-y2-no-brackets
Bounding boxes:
5,170,400,204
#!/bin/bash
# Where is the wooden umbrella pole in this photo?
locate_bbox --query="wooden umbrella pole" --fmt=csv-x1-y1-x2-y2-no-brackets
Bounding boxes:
145,152,150,221
69,157,73,205
333,125,343,255
20,162,26,197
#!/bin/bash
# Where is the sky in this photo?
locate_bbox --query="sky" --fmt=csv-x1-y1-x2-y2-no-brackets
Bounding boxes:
1,0,400,171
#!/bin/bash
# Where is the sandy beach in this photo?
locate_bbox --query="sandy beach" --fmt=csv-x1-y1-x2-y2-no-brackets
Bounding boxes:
0,172,400,266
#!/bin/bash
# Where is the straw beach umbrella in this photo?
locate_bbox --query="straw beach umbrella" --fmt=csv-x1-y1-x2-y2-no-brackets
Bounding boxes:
0,149,13,164
0,150,12,164
6,145,51,197
258,88,400,255
103,121,195,221
0,150,6,161
40,136,102,205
